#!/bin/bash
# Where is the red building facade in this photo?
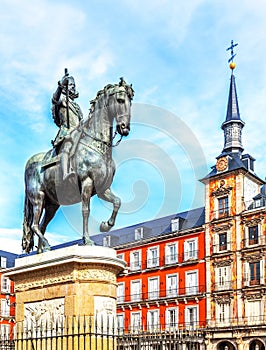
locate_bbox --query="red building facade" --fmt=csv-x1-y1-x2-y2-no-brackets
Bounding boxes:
91,208,206,333
0,251,16,338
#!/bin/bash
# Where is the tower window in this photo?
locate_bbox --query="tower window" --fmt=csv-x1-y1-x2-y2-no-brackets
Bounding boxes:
218,196,229,218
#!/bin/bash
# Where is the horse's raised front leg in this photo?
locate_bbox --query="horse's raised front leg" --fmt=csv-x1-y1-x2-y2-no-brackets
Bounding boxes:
31,191,51,253
98,188,121,232
81,177,94,245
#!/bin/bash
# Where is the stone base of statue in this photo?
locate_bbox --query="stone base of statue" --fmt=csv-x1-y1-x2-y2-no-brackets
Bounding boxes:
5,244,126,349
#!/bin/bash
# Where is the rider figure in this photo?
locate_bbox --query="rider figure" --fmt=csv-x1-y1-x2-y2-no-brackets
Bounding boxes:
52,70,83,181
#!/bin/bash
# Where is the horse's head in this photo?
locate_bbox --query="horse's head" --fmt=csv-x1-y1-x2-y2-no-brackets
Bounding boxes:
105,78,134,137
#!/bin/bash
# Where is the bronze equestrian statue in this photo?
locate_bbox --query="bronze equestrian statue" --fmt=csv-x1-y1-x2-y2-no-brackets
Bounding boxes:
22,72,134,253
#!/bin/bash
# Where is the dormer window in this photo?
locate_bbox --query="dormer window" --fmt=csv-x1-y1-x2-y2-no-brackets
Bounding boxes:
0,256,7,268
134,227,143,240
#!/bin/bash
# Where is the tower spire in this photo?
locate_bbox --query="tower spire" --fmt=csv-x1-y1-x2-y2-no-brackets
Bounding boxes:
221,40,245,154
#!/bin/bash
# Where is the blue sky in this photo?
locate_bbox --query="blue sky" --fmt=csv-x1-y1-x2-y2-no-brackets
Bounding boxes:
1,0,266,253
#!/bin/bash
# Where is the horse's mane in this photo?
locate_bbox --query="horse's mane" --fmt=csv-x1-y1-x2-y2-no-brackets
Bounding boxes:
83,78,134,125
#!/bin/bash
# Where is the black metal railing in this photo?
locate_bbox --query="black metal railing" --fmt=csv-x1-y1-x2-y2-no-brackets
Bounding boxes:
129,251,200,272
0,316,205,350
118,285,206,304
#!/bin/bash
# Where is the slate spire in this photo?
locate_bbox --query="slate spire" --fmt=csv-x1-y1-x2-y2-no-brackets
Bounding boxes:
221,46,245,154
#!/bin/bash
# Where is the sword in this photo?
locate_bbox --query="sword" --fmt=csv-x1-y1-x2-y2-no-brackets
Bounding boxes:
64,68,70,129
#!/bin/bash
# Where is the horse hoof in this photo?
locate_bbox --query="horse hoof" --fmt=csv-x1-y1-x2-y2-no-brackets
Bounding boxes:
100,221,113,232
83,237,94,246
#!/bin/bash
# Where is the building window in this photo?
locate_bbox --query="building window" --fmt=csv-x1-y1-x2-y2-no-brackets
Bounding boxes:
171,218,180,232
185,306,198,328
147,309,159,331
186,270,198,295
0,299,10,317
117,314,124,332
249,262,261,285
218,196,229,218
166,274,178,297
165,243,178,264
131,280,141,302
117,283,124,303
130,312,141,331
184,239,198,261
148,277,159,300
246,300,262,324
165,308,178,329
219,233,227,251
0,324,10,338
216,303,230,326
147,246,159,268
0,257,7,269
134,227,143,240
130,250,141,271
1,276,10,293
248,226,259,245
117,253,124,260
215,266,231,291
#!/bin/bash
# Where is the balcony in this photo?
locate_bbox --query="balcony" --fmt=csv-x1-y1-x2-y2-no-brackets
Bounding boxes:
213,281,232,291
117,285,206,305
207,315,266,328
210,207,232,221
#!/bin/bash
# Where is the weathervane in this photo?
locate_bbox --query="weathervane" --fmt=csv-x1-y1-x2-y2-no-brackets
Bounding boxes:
226,40,238,71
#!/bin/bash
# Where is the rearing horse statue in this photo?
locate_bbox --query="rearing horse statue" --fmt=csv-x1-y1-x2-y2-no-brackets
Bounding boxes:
22,79,134,253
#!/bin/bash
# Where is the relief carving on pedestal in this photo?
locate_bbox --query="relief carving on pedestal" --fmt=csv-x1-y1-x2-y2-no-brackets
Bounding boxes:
24,298,64,332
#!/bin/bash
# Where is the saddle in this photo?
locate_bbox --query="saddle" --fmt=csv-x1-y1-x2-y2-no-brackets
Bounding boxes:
41,148,60,169
41,129,82,169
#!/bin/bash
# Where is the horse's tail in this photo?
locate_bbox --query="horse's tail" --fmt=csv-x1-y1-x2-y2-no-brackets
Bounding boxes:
22,192,34,253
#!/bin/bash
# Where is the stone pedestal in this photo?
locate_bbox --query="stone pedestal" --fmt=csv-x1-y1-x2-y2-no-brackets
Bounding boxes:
5,244,126,349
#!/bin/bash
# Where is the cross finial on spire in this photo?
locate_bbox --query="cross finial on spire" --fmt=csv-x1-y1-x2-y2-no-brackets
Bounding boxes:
227,40,238,63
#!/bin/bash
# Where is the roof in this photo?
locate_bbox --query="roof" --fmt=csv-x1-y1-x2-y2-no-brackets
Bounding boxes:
0,250,18,268
222,73,244,125
47,207,205,250
201,152,264,183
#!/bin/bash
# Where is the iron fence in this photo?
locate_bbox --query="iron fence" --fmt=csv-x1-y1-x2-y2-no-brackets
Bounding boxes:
0,316,205,350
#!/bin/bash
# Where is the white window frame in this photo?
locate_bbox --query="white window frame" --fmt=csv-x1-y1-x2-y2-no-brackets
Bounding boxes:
134,227,143,240
130,311,142,331
130,250,141,271
0,324,10,338
166,273,178,297
165,307,178,329
117,253,125,260
147,246,159,268
185,270,198,295
216,303,231,326
184,238,198,261
185,305,198,329
1,276,10,293
0,257,7,269
215,266,231,291
131,279,141,302
117,313,124,332
165,242,178,264
245,300,262,324
1,299,10,317
117,282,125,303
148,276,159,300
147,309,159,331
171,218,180,232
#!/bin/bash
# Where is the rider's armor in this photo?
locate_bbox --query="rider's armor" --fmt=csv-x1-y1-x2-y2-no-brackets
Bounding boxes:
52,75,83,181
